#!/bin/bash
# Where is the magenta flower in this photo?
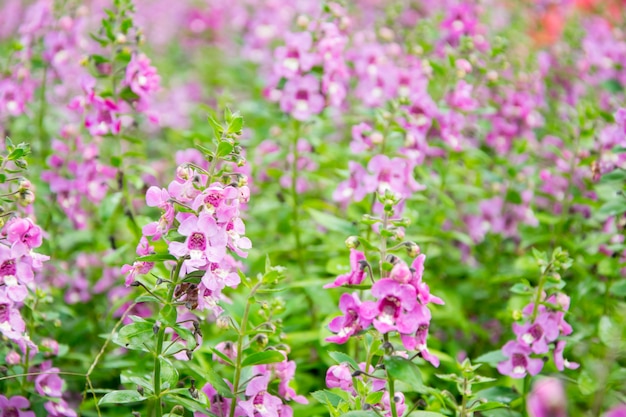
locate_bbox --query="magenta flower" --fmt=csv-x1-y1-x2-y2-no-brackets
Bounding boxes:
327,293,371,344
326,363,353,392
279,75,325,121
169,212,224,264
195,383,235,417
513,311,560,354
273,32,317,79
324,249,366,288
605,404,626,417
360,279,421,335
553,340,579,371
125,53,160,99
5,218,43,251
497,341,543,378
400,320,440,367
239,374,283,417
44,399,77,417
0,395,35,417
34,365,64,397
527,378,567,417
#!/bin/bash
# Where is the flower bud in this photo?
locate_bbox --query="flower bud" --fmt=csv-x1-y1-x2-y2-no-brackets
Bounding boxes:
18,190,35,206
216,315,231,330
5,351,20,365
512,310,523,321
253,334,269,347
345,236,360,249
296,15,309,28
406,242,420,257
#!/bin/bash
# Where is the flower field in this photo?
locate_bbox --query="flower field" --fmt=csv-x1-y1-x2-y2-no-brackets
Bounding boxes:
0,0,625,416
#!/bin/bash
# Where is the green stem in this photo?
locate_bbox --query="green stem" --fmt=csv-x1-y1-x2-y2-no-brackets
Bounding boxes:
383,333,399,417
153,259,184,417
290,121,306,273
379,211,389,278
459,377,468,417
530,261,552,321
229,282,262,417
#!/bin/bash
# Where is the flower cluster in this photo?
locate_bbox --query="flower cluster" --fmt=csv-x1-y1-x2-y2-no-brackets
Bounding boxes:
198,353,307,417
123,159,250,315
326,252,443,367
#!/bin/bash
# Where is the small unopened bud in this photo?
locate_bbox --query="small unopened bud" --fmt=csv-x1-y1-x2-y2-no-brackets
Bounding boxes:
370,131,384,144
176,165,192,180
394,394,402,403
18,190,35,206
18,178,31,190
406,242,420,257
296,14,309,28
5,351,20,365
216,315,230,330
487,70,498,82
253,334,269,347
386,254,400,265
345,236,360,249
171,405,185,415
153,322,160,334
116,33,127,44
379,27,394,41
512,310,523,321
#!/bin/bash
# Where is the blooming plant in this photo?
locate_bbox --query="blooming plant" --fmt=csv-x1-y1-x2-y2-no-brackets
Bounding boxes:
0,0,625,416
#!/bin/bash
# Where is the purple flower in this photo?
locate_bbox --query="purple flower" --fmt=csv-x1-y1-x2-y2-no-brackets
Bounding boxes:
360,279,422,335
513,311,559,354
324,249,366,288
553,340,579,371
497,341,544,379
605,404,626,417
325,363,354,392
327,293,371,344
0,395,35,417
527,378,567,417
279,75,325,121
125,53,160,99
273,32,317,79
43,399,77,417
239,374,283,417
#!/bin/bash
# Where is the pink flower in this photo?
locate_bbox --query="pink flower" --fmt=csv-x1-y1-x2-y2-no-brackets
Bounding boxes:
34,364,64,397
527,378,567,417
325,363,353,392
0,395,35,417
513,311,560,354
324,249,366,288
273,32,317,79
327,293,371,344
239,374,283,417
279,75,325,121
169,212,224,264
605,404,626,417
125,53,160,98
497,341,544,378
44,399,77,417
360,279,422,335
553,340,579,371
5,217,43,251
213,341,237,364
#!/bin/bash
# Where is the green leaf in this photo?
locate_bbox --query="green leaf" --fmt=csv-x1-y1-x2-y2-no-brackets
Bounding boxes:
599,315,622,346
328,351,360,370
471,401,508,411
160,357,179,390
474,350,506,366
610,279,626,297
98,390,146,405
216,141,234,158
116,322,154,350
159,304,177,326
205,368,234,398
384,356,426,393
598,199,626,218
228,115,244,133
241,350,285,367
407,412,447,417
365,390,384,404
341,412,379,417
136,253,177,262
311,389,348,407
307,208,357,235
474,386,519,404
